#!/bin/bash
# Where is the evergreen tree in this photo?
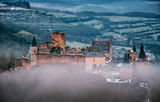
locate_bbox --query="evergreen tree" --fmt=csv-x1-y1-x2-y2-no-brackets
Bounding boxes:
7,52,16,70
32,36,37,46
123,53,130,63
132,45,137,52
157,35,160,41
138,44,146,59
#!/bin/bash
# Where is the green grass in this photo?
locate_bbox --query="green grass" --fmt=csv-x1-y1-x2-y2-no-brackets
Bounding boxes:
66,41,90,48
151,33,160,40
82,20,102,25
94,24,103,29
105,16,155,22
101,32,124,39
47,12,76,18
115,26,152,33
111,23,146,28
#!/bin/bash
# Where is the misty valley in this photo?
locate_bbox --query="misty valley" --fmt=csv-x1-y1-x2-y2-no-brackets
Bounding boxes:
0,1,160,102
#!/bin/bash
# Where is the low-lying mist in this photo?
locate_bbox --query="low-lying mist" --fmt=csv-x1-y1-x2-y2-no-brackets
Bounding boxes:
0,64,159,102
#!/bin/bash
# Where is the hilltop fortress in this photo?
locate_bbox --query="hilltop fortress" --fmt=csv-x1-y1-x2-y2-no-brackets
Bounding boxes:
14,32,156,82
15,31,154,74
15,32,113,70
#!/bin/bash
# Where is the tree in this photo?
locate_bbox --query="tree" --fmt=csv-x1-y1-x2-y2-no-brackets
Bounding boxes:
0,55,8,71
132,45,137,52
50,47,62,54
157,35,160,41
32,36,37,46
138,44,146,59
123,53,130,63
8,52,16,70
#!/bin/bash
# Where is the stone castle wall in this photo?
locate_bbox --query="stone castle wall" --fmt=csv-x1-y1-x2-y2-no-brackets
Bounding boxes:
34,54,106,70
85,57,106,70
28,32,112,70
36,54,85,70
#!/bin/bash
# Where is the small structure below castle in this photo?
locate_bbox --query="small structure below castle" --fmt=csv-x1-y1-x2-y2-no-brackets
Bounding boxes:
123,44,150,65
121,44,155,81
16,32,113,70
14,32,155,84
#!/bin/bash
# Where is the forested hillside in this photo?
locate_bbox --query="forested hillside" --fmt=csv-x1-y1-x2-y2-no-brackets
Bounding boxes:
0,4,160,59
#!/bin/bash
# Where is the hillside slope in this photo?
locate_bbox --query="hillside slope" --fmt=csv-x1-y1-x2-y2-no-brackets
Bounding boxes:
0,4,160,57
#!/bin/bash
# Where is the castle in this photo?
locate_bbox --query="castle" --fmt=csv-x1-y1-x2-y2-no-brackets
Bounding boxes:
15,32,113,70
14,32,154,82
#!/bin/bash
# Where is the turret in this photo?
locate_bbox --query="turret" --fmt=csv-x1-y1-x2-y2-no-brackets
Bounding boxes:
123,52,130,64
30,37,38,66
132,45,137,52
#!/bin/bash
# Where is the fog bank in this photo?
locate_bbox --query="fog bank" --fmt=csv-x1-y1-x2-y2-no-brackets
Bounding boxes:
1,64,159,102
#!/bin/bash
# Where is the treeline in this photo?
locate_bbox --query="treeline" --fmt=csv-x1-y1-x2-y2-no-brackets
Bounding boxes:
0,21,51,46
0,22,31,46
0,53,16,72
65,25,101,43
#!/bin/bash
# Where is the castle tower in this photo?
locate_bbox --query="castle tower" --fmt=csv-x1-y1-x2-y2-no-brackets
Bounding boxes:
30,37,38,66
91,39,113,61
52,32,66,51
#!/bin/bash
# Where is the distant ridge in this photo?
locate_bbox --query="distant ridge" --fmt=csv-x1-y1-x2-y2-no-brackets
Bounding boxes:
123,12,160,18
1,0,30,9
76,11,160,18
